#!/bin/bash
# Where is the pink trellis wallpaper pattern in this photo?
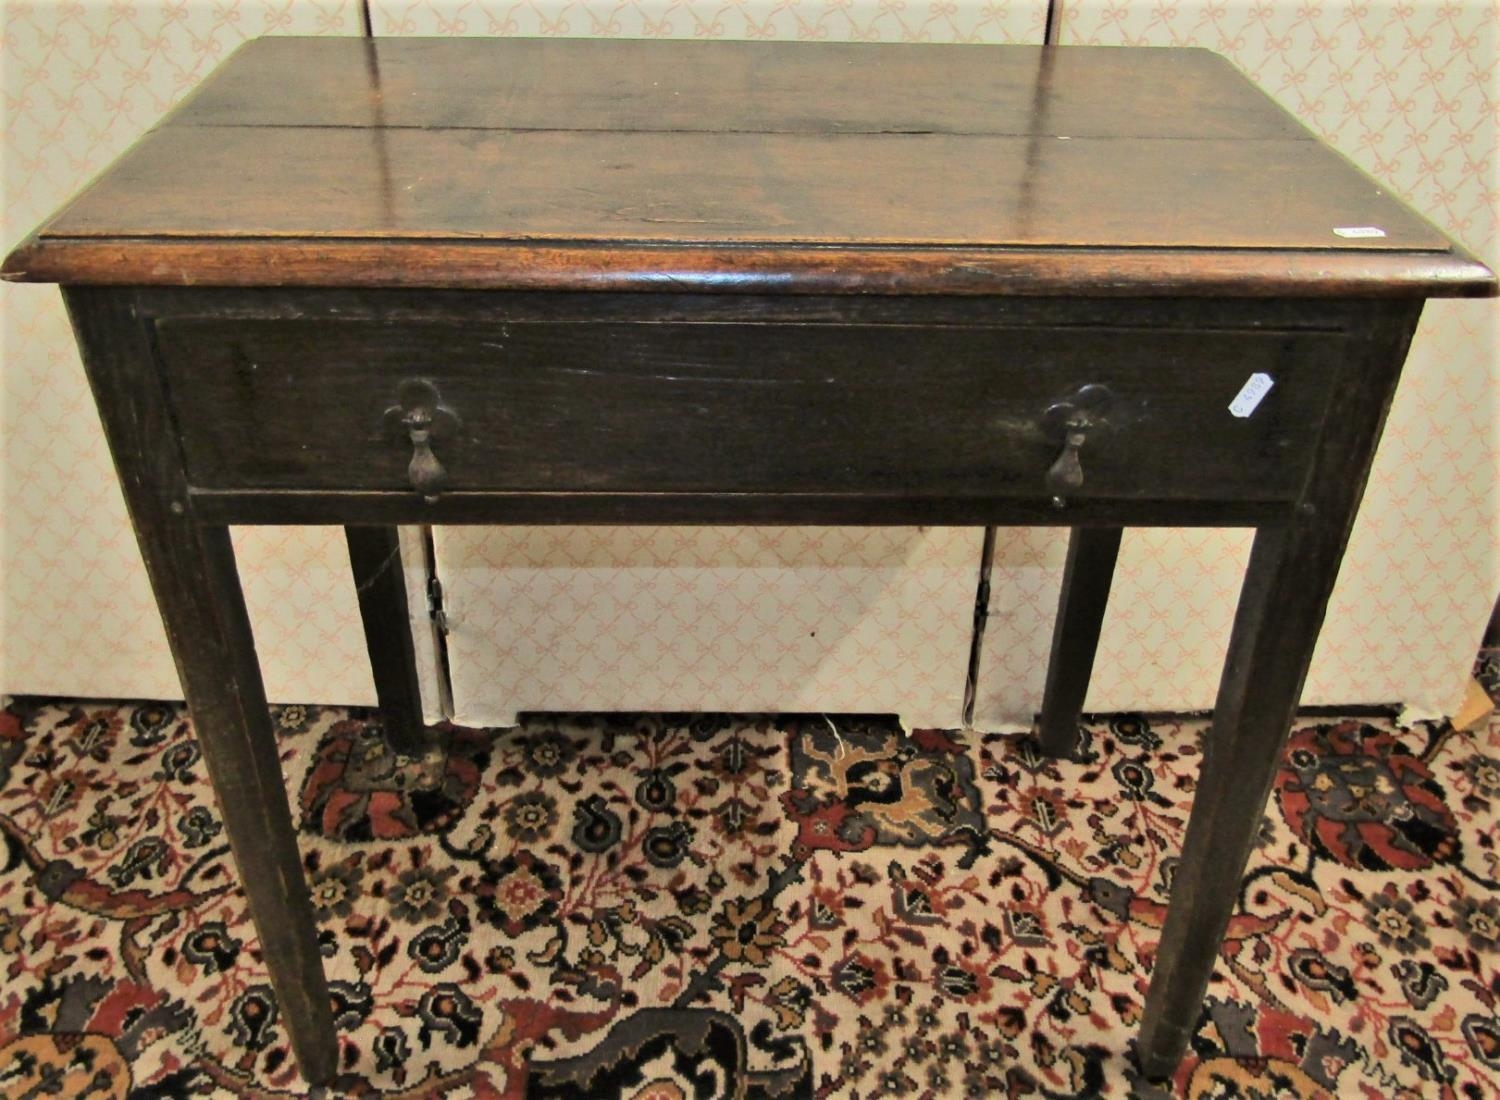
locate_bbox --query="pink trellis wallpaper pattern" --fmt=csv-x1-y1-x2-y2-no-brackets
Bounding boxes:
364,0,1048,728
369,0,1049,39
971,0,1496,727
435,526,984,729
0,2,427,707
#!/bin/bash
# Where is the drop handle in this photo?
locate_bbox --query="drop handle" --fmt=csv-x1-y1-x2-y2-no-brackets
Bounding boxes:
1046,428,1088,496
1041,383,1118,506
384,379,460,503
402,412,445,502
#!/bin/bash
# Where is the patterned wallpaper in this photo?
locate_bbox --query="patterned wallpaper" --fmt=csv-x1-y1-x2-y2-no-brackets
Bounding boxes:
972,0,1497,726
362,0,1047,727
1,1,1493,731
368,0,1048,40
0,1,394,706
437,526,982,728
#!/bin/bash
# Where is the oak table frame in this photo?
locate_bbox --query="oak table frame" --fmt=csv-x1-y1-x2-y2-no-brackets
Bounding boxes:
7,37,1495,1087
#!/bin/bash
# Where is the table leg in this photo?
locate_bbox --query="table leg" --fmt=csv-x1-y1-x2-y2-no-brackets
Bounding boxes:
345,525,426,756
189,527,340,1083
1136,301,1424,1079
64,288,338,1084
1137,525,1311,1076
1036,526,1121,758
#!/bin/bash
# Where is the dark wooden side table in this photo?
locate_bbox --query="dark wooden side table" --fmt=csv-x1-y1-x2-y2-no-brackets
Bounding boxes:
5,38,1493,1085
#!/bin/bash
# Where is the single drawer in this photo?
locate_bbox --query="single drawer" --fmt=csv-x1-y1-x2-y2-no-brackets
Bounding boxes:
151,318,1343,502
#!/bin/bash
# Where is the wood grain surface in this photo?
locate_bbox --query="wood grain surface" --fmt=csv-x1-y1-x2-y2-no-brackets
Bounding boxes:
163,38,1310,137
33,127,1453,251
150,312,1344,501
5,38,1492,296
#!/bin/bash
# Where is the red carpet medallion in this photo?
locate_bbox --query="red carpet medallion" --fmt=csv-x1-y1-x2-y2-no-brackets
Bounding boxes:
0,698,1496,1098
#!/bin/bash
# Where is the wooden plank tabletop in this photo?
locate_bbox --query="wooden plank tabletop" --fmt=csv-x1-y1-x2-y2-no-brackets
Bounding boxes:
164,38,1310,138
5,37,1493,296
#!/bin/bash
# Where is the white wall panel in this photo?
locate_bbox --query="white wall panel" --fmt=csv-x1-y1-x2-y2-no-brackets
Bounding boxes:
374,0,1048,727
369,0,1048,40
6,1,1488,729
0,1,403,706
437,527,983,728
974,0,1498,727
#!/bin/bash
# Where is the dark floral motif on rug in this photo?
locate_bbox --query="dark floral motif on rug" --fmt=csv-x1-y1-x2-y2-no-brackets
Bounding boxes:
784,716,986,862
1276,720,1461,872
299,717,488,841
0,698,1497,1098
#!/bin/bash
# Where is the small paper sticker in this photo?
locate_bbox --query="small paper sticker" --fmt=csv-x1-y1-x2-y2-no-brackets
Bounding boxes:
1229,373,1274,418
1333,226,1387,238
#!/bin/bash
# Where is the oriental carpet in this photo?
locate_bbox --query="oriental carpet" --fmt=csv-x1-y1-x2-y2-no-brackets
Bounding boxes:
0,690,1496,1099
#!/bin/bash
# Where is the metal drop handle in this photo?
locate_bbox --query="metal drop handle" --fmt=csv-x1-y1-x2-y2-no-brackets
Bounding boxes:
1046,428,1088,496
384,379,460,503
1042,383,1117,507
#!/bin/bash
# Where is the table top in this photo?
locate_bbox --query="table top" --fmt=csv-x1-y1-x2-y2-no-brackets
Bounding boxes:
5,38,1493,297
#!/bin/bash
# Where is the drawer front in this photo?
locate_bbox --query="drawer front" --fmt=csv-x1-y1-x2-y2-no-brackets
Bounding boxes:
152,318,1342,501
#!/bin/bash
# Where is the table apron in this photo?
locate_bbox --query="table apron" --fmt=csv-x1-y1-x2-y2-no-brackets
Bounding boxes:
142,292,1365,512
184,488,1297,527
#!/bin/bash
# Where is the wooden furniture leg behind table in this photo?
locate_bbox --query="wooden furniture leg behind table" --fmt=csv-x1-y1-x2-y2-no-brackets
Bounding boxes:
345,525,426,756
1037,525,1123,758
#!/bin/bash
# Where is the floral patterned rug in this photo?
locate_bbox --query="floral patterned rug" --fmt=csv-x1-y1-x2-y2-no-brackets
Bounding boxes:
0,694,1496,1098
